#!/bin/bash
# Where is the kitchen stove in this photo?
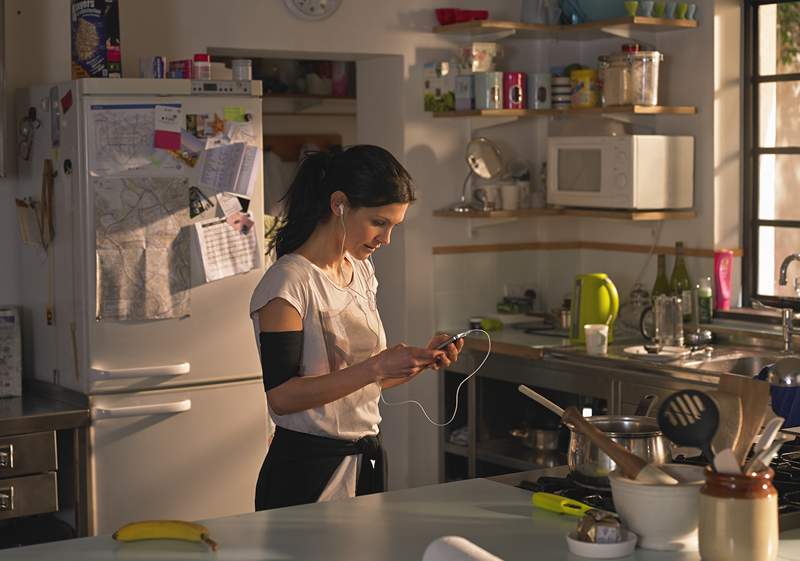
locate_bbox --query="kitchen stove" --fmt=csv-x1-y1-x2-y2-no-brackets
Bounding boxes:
517,436,800,530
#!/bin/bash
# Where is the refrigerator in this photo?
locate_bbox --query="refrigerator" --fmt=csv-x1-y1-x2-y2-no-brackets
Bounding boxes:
16,79,270,535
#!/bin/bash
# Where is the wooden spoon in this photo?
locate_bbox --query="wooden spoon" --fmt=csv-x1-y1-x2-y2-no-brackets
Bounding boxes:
518,384,565,417
562,406,678,484
718,375,771,464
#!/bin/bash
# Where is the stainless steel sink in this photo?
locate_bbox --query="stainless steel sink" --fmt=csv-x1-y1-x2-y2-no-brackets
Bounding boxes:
681,352,780,376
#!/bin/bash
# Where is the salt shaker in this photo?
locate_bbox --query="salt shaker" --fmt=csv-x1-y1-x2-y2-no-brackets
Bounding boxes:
698,467,778,561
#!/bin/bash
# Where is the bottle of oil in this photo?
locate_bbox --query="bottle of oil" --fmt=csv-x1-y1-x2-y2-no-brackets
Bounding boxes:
670,241,693,320
652,254,670,299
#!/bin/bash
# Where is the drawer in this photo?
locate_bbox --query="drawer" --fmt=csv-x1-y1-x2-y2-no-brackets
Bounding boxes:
0,431,57,477
0,472,58,520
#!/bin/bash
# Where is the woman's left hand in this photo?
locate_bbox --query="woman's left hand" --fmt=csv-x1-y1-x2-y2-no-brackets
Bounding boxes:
427,333,464,370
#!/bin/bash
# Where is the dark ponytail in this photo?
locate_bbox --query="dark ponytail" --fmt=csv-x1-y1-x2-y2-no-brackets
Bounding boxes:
270,145,416,258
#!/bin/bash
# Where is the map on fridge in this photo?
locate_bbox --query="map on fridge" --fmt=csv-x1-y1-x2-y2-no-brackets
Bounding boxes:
88,104,185,176
94,176,192,321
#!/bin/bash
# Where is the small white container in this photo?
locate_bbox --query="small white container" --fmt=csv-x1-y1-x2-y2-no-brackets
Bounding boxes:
232,59,253,81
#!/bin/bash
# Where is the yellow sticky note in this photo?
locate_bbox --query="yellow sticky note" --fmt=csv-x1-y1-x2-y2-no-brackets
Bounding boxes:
224,106,246,122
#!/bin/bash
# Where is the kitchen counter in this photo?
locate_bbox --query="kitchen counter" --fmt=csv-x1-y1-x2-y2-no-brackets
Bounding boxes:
5,476,800,560
0,382,90,437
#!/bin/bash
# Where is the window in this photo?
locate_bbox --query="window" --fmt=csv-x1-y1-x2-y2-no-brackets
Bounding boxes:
744,1,800,307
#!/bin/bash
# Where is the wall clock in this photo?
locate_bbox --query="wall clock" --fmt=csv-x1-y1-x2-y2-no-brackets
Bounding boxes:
283,0,342,20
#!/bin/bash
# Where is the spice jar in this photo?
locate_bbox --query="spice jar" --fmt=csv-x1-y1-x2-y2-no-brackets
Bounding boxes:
698,467,778,561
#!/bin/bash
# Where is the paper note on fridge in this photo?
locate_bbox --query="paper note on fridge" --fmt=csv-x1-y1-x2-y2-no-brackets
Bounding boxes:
153,105,182,150
194,212,261,283
196,142,260,198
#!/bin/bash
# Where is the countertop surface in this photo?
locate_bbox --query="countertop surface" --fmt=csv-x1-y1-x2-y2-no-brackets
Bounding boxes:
6,476,800,560
0,384,89,437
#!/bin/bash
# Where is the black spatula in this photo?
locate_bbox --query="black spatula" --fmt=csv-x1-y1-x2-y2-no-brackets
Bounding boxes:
657,389,720,466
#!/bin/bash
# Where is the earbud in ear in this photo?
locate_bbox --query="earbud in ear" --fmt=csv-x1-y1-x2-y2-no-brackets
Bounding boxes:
338,204,345,216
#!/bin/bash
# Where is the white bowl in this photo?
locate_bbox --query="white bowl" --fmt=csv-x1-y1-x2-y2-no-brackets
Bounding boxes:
609,463,705,551
566,531,638,559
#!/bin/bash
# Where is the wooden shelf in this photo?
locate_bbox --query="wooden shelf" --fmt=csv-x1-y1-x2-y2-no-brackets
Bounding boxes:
264,93,356,101
433,16,698,41
432,241,744,258
433,208,697,221
433,105,697,119
476,438,565,472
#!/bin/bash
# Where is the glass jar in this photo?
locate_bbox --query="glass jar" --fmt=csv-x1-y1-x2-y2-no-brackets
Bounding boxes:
628,51,663,106
602,54,631,106
698,468,778,561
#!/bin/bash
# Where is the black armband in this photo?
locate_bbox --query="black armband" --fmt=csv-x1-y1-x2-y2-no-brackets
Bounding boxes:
259,331,303,392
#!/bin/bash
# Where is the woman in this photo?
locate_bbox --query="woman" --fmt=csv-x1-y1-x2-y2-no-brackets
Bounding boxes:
250,145,463,510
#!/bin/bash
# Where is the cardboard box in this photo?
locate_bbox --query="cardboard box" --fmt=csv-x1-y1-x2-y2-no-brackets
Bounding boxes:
423,61,456,112
71,0,121,78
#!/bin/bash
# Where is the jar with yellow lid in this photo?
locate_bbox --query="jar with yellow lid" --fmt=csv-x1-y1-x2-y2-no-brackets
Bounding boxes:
698,467,778,561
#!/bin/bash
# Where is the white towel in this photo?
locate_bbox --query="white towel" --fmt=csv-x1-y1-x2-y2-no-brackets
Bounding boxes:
422,536,504,561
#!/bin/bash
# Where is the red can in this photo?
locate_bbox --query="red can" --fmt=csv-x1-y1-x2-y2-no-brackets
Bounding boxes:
503,72,528,109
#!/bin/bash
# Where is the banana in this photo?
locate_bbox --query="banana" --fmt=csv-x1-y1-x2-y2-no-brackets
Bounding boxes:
112,520,219,551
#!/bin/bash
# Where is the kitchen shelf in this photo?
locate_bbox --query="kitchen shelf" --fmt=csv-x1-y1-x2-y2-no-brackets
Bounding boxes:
433,16,698,41
476,438,565,472
264,93,356,101
433,105,697,119
433,208,697,221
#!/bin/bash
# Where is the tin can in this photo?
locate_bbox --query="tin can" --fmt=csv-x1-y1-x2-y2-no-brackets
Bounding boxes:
140,56,166,79
474,72,503,110
503,72,527,109
570,69,599,108
455,75,475,111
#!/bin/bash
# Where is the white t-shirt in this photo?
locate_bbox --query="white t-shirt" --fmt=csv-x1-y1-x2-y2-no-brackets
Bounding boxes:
249,253,386,500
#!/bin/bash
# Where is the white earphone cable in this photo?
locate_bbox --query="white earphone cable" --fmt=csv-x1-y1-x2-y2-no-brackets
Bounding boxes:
378,330,492,427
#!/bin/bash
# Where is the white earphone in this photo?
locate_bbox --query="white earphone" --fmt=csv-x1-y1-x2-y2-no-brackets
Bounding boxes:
338,203,345,216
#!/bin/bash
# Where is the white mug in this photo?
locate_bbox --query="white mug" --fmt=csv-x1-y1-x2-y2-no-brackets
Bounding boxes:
501,183,520,210
584,324,609,356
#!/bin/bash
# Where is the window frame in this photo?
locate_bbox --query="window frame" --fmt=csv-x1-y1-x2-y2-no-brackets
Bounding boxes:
743,0,800,309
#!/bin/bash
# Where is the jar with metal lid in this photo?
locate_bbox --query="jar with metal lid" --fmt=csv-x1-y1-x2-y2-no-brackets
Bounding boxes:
628,51,663,106
698,468,778,561
602,54,631,106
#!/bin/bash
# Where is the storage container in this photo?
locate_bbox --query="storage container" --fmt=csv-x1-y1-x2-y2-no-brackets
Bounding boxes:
474,72,503,109
698,468,778,561
503,72,527,109
570,69,599,108
455,75,475,111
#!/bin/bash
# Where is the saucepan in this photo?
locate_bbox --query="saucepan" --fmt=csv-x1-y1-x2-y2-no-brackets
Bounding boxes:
519,386,671,486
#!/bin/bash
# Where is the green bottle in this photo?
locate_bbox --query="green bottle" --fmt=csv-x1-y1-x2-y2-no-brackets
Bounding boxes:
670,241,693,320
652,254,670,299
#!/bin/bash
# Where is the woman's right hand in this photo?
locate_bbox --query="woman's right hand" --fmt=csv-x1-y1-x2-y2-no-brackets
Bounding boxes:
369,344,445,382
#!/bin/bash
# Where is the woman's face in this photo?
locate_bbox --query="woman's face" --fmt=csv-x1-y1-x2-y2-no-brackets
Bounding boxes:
343,203,409,260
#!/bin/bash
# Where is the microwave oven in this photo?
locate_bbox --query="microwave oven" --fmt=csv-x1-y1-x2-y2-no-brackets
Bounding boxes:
546,135,694,210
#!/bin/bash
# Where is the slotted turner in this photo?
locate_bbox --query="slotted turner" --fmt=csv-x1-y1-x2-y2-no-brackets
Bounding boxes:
657,390,720,465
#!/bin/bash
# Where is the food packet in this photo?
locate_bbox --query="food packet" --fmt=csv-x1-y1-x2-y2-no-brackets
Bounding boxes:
576,509,625,544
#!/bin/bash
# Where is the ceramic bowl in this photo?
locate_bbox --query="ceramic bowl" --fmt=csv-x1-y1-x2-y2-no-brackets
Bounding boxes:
609,463,705,551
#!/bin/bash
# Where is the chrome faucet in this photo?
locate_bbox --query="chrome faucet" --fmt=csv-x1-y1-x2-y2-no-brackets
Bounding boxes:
779,253,800,286
753,298,800,353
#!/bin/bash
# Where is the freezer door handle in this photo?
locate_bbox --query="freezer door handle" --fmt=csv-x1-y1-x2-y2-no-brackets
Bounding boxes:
90,362,191,380
91,399,192,420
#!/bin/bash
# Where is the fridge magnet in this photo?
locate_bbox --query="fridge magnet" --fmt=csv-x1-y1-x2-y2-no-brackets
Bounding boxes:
60,90,74,114
186,113,211,139
189,186,215,219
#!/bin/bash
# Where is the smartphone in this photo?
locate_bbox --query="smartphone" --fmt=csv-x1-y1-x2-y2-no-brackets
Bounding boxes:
435,330,471,350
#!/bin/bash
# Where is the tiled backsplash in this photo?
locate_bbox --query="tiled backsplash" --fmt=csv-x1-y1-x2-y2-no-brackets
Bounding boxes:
433,249,729,331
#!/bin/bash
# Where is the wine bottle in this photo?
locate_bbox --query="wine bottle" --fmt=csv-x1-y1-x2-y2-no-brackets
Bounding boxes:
652,254,670,299
670,241,693,320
